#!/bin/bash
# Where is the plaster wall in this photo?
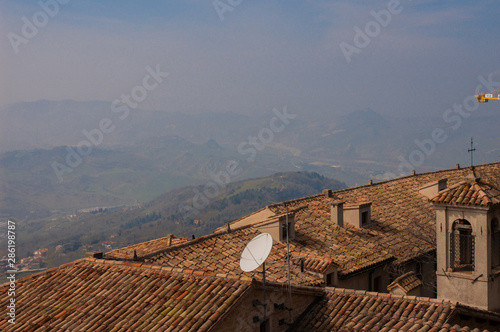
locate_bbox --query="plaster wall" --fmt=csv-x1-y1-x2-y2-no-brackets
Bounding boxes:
436,204,500,312
212,286,318,332
338,265,389,292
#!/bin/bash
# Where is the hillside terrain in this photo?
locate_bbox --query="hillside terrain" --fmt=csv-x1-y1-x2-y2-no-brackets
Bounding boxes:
8,171,345,268
1,100,499,225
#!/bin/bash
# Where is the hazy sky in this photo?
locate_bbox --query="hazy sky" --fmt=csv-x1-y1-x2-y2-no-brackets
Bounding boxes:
1,0,500,117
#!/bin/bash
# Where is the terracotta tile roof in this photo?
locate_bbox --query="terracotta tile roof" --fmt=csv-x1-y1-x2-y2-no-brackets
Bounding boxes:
143,226,325,286
268,163,500,267
207,210,395,277
430,179,500,207
104,163,500,282
387,271,423,293
217,210,395,277
105,234,189,260
287,206,395,277
0,258,251,332
293,255,337,274
294,287,497,332
3,258,498,331
135,212,394,283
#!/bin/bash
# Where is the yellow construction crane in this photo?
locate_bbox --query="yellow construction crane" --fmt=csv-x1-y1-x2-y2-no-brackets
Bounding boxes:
475,87,500,103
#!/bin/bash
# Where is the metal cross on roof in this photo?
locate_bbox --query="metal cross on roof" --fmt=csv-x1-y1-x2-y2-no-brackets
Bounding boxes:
468,137,476,167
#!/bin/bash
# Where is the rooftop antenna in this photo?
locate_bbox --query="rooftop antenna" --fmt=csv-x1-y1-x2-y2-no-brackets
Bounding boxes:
240,233,273,328
269,200,294,326
468,137,476,167
285,203,292,326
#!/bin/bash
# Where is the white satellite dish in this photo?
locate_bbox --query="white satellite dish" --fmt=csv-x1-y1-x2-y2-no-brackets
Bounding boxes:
240,233,273,272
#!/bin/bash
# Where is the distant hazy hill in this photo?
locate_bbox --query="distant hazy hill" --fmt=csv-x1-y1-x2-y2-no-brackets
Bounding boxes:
0,100,256,152
1,100,499,223
2,100,498,173
0,136,302,221
14,171,345,267
147,170,345,227
0,141,221,220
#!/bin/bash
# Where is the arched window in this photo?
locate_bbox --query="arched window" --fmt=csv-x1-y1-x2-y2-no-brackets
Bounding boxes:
450,219,475,272
492,218,500,269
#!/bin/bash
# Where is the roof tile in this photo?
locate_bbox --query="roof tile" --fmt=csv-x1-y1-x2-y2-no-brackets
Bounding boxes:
295,287,498,332
0,260,251,332
431,179,500,207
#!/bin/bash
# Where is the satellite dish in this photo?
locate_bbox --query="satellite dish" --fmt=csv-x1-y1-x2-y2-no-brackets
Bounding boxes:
240,233,273,272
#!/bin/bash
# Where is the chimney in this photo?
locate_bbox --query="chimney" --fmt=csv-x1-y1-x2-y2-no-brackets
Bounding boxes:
331,201,344,227
344,202,372,228
456,163,460,169
257,214,296,242
438,178,448,191
368,179,373,185
323,189,332,198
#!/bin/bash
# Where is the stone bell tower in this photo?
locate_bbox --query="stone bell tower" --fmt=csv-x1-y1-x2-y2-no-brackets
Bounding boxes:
431,172,500,311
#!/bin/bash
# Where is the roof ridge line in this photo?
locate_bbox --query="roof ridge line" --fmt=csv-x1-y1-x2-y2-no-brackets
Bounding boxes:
223,211,298,233
107,223,261,261
455,302,500,318
253,279,325,296
324,286,454,305
333,161,500,195
214,207,269,231
292,253,334,262
0,258,86,288
267,193,325,209
85,256,256,281
105,233,179,256
476,179,500,195
263,162,500,209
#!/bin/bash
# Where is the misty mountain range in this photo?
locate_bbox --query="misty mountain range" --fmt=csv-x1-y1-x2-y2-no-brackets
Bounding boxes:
1,99,499,223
